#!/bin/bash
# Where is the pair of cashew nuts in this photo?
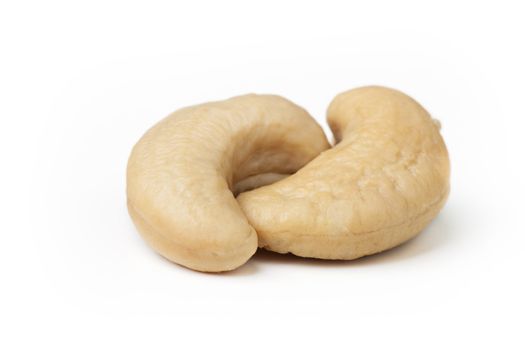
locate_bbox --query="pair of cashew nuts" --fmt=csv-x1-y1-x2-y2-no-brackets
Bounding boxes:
127,86,450,272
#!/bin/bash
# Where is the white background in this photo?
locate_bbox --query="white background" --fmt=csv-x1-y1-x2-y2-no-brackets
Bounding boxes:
1,1,524,349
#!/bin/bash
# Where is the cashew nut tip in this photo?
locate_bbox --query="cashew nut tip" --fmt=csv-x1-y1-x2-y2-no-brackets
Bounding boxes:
126,94,330,272
237,86,450,260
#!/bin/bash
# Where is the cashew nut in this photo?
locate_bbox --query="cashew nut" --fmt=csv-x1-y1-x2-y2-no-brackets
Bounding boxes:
126,94,330,272
237,86,450,259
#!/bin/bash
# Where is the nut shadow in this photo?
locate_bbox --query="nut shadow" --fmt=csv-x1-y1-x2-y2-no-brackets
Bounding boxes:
150,207,456,276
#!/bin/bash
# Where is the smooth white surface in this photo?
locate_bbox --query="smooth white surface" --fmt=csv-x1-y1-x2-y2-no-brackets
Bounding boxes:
1,1,524,349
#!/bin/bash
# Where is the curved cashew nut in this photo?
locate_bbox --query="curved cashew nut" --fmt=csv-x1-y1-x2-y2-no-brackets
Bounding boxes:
127,94,330,272
238,86,450,259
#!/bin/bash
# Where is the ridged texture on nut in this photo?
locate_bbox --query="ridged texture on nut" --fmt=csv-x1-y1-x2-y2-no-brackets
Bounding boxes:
127,94,330,271
237,86,450,259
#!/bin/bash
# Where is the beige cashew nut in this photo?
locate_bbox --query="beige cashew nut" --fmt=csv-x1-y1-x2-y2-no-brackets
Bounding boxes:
237,86,450,259
127,94,330,272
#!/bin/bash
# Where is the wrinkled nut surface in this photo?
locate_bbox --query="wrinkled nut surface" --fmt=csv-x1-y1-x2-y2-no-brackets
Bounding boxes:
238,86,450,259
127,94,330,272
